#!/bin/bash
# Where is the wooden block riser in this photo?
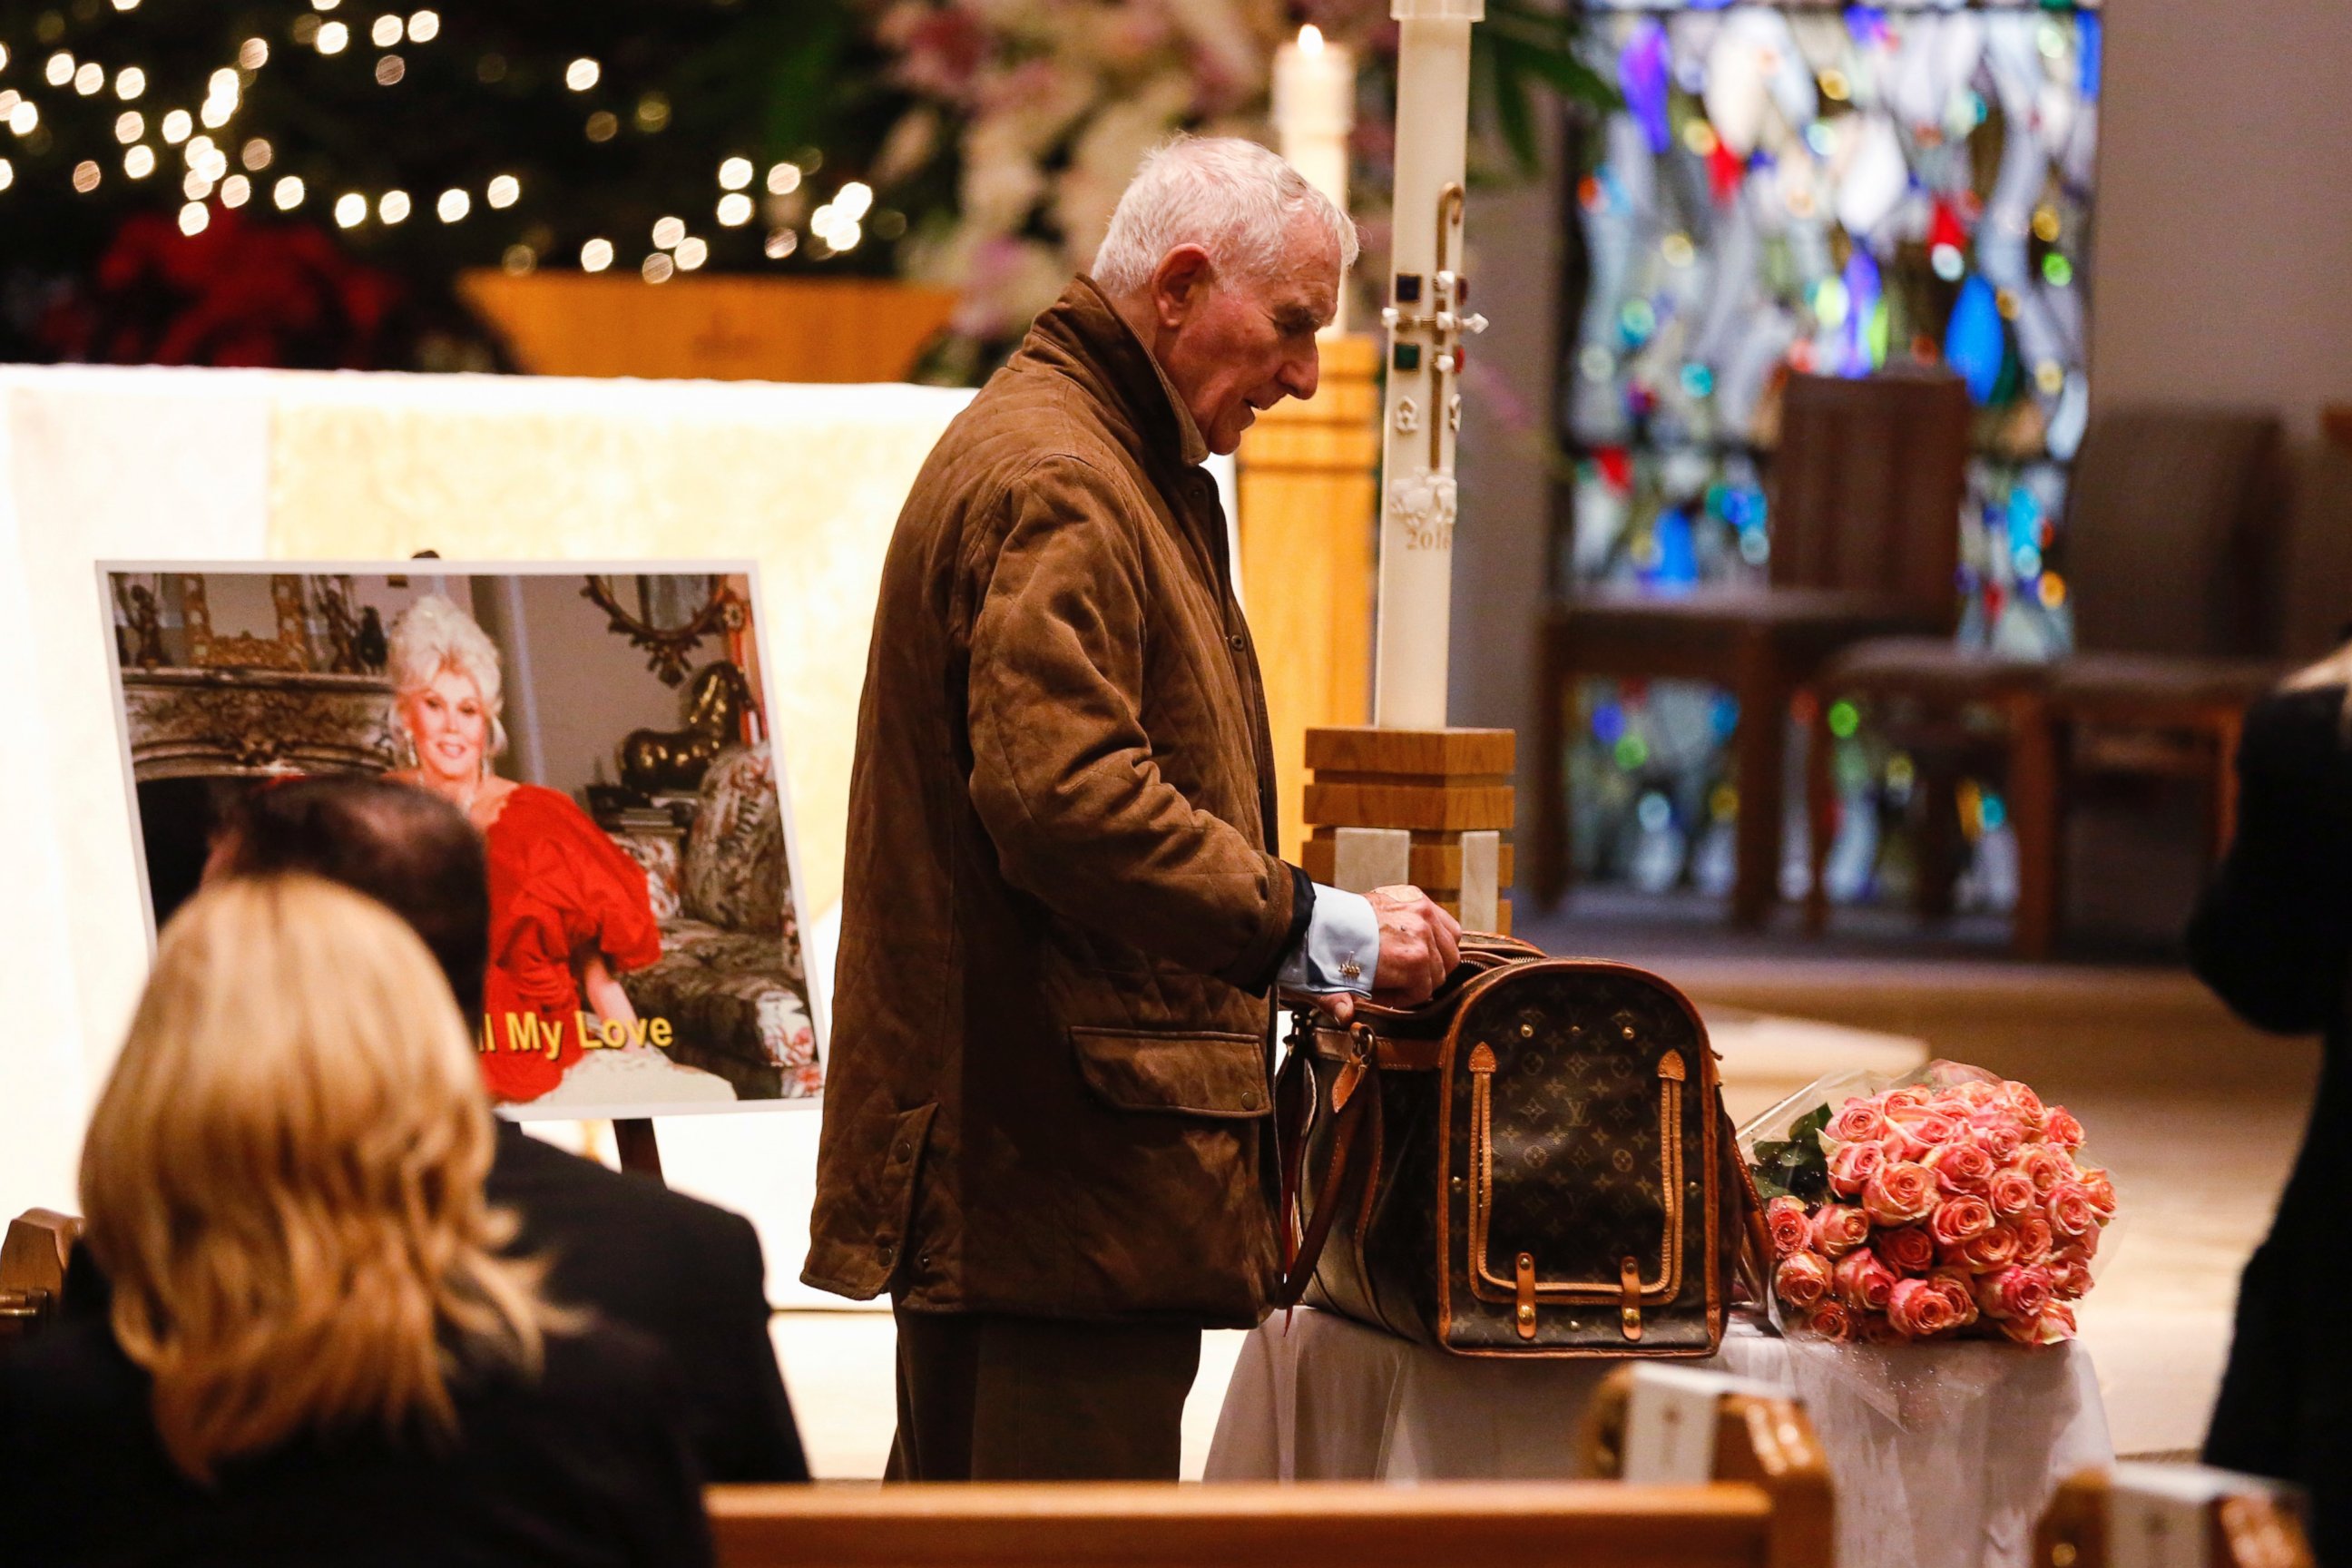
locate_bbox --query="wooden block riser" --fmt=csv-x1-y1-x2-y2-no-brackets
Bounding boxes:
1305,725,1515,777
1304,782,1515,833
1302,837,1516,890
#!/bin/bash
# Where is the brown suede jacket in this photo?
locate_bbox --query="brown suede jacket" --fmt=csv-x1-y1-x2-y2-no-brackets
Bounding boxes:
802,278,1307,1326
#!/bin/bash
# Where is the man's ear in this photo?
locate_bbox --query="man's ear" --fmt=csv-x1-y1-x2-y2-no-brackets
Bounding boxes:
1150,244,1214,329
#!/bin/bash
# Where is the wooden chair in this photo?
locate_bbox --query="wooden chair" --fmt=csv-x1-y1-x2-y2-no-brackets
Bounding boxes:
0,1209,82,1343
1536,371,1972,926
1802,408,2288,957
2037,1465,2314,1568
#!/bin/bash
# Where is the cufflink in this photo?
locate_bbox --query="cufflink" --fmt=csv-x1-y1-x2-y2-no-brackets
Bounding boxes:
1339,960,1362,980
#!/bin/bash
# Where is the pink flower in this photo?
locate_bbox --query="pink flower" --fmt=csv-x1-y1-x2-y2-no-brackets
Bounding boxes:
2000,1300,2078,1346
1948,1081,2005,1112
1861,1161,1938,1226
1922,1141,1995,1194
1987,1167,2038,1219
1886,1105,1965,1153
1928,1194,1995,1248
1859,1312,1909,1346
2001,1081,2049,1132
2043,1106,2086,1150
2049,1255,2094,1299
1886,1277,1965,1338
1826,1099,1890,1144
2044,1181,2101,1240
1774,1251,1832,1308
1952,1222,2021,1271
1765,1196,1812,1258
1926,1269,1981,1328
1975,1264,2055,1322
1808,1203,1872,1258
1967,1115,2025,1163
1827,1142,1887,1199
1874,1224,1937,1276
2078,1168,2117,1219
1805,1300,1855,1341
1832,1249,1898,1311
1883,1086,1934,1112
2018,1147,2069,1194
2015,1215,2055,1265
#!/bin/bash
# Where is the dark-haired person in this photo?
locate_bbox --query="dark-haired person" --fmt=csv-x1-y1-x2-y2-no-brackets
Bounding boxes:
185,773,809,1485
2187,648,2352,1560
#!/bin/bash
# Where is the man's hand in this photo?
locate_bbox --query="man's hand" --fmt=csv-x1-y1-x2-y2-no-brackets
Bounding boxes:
1310,885,1461,1024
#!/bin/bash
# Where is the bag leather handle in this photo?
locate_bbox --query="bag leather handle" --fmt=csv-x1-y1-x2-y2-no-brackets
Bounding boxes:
1272,1015,1382,1308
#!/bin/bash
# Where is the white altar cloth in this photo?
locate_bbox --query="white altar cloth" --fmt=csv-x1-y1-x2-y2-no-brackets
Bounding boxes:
1205,1307,2112,1568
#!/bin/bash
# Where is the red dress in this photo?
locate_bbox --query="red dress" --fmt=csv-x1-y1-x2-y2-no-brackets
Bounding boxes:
477,785,666,1103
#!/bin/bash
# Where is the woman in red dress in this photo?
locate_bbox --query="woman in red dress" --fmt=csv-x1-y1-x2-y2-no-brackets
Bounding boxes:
384,595,664,1102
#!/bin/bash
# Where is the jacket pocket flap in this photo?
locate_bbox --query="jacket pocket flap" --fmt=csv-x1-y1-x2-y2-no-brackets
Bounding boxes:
1069,1027,1271,1119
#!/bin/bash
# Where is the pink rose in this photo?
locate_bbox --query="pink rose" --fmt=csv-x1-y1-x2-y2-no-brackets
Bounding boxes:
1923,1141,1995,1194
2078,1168,2117,1219
2044,1181,2100,1240
1825,1099,1890,1145
2000,1300,2078,1347
1885,1277,1965,1338
2018,1147,2069,1194
1808,1203,1872,1258
2043,1106,2085,1150
2001,1081,2048,1132
1987,1167,2038,1219
1948,1081,2004,1112
1952,1222,2021,1271
2049,1255,2094,1299
1765,1196,1813,1258
1975,1264,2054,1322
1859,1312,1909,1346
1861,1161,1938,1226
1774,1251,1832,1308
1926,1269,1981,1328
1886,1104,1965,1153
1928,1194,1995,1249
1826,1142,1887,1199
2015,1215,2055,1265
1967,1114,2025,1163
1883,1086,1934,1111
1804,1300,1855,1341
1873,1224,1937,1276
1832,1249,1897,1311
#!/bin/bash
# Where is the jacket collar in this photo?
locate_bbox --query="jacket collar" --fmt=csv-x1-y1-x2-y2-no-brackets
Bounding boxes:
1016,276,1210,475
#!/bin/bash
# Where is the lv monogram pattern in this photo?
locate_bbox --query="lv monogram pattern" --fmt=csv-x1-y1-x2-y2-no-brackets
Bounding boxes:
1298,960,1733,1357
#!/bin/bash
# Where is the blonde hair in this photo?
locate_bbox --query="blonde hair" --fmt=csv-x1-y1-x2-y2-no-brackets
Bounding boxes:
1091,134,1358,298
387,593,509,759
81,876,560,1482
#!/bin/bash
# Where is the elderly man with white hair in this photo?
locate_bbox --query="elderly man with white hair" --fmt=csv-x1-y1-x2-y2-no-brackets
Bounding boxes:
805,135,1461,1480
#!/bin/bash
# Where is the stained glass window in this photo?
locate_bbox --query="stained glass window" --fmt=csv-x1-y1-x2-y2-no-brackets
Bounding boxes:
1558,0,2100,906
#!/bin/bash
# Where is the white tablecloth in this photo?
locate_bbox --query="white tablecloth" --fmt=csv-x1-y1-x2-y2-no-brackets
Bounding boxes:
1205,1307,2112,1568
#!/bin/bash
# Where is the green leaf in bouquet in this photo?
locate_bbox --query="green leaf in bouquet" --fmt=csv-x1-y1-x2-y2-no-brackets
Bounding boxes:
1750,1140,1791,1166
1787,1161,1829,1202
1790,1103,1834,1143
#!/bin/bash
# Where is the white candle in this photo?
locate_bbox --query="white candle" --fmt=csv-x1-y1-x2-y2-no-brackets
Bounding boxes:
1373,0,1481,730
1273,24,1354,332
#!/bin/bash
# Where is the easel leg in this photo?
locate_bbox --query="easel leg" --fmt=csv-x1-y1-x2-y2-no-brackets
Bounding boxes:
613,1117,664,1183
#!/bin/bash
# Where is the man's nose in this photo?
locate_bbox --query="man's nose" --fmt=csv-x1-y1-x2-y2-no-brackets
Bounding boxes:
1279,346,1320,403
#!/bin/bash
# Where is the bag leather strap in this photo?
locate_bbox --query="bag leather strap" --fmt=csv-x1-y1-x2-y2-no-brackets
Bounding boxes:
1273,1016,1383,1308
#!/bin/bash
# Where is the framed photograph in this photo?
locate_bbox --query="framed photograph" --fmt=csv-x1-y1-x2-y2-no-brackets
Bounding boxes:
99,562,823,1118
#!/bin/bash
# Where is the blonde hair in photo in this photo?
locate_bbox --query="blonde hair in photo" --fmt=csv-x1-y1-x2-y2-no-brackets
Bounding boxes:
80,875,562,1482
387,593,510,759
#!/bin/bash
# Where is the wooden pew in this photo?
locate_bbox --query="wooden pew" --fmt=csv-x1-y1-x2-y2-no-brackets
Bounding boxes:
709,1367,1833,1568
0,1209,80,1343
2037,1465,2314,1568
709,1480,1808,1568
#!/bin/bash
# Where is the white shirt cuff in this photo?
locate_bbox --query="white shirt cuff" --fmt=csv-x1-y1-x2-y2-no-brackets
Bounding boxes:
1277,885,1380,996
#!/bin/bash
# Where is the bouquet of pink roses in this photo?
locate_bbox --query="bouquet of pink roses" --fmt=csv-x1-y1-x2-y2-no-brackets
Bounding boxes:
1740,1061,2114,1346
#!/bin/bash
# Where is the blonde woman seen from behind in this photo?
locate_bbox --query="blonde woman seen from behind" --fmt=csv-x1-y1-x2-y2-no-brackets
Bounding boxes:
0,877,712,1568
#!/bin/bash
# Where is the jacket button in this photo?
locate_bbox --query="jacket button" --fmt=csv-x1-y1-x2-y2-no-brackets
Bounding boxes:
893,1142,912,1161
1228,632,1245,651
877,1241,896,1263
1240,1090,1260,1110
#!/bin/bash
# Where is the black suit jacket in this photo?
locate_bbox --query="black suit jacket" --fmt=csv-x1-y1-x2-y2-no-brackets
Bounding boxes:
0,1315,712,1566
487,1124,809,1483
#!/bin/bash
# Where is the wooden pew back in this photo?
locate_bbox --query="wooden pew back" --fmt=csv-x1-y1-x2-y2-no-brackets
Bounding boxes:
707,1479,1791,1568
